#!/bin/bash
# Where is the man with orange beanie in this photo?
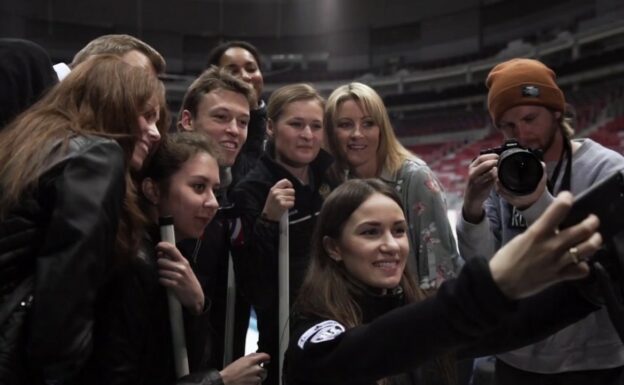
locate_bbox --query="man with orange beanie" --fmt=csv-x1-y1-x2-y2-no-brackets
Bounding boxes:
457,58,624,384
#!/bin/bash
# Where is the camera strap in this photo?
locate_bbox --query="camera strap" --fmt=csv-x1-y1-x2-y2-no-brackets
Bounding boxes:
547,138,572,194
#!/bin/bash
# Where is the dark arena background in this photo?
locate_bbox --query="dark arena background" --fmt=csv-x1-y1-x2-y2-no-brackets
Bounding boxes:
3,0,623,210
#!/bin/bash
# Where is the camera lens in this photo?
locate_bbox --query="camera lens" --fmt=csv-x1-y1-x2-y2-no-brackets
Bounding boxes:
498,149,543,195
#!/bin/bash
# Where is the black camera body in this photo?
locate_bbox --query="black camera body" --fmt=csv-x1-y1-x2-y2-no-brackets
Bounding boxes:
480,139,544,195
560,169,624,239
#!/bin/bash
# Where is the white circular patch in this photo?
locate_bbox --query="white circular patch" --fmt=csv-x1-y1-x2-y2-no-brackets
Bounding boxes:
298,320,345,349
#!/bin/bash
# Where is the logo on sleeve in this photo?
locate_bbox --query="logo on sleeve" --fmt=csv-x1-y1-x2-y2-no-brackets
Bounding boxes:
297,320,345,349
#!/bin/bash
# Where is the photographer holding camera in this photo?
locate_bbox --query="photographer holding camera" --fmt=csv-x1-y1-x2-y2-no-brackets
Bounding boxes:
457,58,624,384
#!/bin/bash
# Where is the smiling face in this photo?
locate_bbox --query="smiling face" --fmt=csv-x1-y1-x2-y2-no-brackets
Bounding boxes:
181,88,250,167
324,192,408,292
156,152,220,240
131,94,161,171
333,99,380,178
219,47,264,103
269,99,324,169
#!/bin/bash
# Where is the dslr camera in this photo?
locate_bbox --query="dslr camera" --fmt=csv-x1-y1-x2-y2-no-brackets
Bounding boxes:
480,139,543,195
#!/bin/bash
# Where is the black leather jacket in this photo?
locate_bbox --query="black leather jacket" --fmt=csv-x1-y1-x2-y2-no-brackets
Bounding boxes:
0,136,126,384
0,134,226,385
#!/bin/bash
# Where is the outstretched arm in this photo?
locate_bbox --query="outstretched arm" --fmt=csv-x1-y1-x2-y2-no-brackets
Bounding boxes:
288,192,602,384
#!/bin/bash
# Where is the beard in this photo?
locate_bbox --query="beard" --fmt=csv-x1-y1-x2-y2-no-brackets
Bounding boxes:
538,114,564,161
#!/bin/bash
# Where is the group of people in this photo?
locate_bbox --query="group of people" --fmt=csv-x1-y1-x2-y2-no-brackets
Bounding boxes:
0,33,623,385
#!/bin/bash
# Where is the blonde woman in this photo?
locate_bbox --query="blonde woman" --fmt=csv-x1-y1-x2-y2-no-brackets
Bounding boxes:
325,82,459,291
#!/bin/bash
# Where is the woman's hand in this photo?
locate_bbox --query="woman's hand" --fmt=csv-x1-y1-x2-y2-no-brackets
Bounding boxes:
155,241,205,314
489,191,602,300
261,178,295,222
220,352,271,385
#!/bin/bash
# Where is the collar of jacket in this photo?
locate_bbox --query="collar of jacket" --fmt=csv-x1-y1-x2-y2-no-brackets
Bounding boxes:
346,275,406,323
260,141,335,188
292,283,405,333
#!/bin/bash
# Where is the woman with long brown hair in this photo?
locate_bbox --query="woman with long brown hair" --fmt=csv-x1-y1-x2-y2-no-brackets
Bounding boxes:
286,178,603,385
0,54,164,384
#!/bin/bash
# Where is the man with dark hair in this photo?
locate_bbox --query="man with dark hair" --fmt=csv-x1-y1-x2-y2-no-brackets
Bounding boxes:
457,58,624,384
206,40,267,183
178,66,255,168
177,66,264,373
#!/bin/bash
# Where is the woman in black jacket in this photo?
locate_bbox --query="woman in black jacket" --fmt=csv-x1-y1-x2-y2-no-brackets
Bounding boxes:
231,83,336,385
86,132,270,385
285,179,603,385
0,54,164,384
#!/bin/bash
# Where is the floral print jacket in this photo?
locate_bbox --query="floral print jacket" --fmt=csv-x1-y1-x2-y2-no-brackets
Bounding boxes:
380,158,460,289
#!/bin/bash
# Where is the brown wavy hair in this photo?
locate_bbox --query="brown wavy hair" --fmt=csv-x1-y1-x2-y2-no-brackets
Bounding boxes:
0,54,166,260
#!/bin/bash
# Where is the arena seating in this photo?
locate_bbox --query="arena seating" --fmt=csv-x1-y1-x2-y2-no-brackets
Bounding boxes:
398,82,624,210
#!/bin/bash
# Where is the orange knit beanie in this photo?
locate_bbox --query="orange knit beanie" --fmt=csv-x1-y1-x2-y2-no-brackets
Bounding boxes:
486,58,565,124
